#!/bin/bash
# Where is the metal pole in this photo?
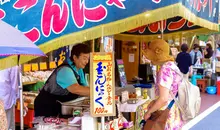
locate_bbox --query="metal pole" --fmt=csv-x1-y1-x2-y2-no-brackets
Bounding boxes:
92,39,95,52
18,55,24,130
161,20,164,40
19,67,24,130
100,26,104,52
101,117,105,130
100,26,105,130
210,35,216,73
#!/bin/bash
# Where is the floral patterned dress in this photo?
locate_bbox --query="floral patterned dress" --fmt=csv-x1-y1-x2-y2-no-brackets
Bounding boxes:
139,61,183,130
0,100,7,130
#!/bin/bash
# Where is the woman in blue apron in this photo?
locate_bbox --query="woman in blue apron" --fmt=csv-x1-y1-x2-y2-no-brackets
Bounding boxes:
34,43,90,117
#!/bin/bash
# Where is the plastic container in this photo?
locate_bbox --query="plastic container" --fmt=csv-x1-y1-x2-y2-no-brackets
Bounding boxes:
142,88,148,99
133,83,152,88
135,88,142,98
191,75,203,85
206,86,217,95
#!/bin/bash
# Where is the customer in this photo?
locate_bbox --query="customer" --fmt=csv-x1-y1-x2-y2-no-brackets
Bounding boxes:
204,42,213,59
0,100,7,130
190,44,203,65
176,44,192,78
216,42,220,61
143,39,183,130
34,43,90,117
0,66,19,130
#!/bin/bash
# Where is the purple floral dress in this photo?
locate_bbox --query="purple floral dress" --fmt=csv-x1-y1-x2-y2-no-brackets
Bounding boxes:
155,61,183,130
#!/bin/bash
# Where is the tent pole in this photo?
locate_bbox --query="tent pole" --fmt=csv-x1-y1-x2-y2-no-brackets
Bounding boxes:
18,55,24,130
189,35,196,49
210,35,216,73
161,20,164,40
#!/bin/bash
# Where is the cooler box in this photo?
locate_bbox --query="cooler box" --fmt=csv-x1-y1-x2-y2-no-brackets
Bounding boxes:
15,109,34,128
217,81,220,95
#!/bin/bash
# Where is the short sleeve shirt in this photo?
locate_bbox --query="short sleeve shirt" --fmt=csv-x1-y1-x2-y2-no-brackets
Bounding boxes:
156,61,182,100
216,49,220,57
56,58,88,89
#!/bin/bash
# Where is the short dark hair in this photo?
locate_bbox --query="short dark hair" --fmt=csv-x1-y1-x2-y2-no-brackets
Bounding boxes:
206,43,212,50
70,43,90,61
193,44,199,50
181,44,188,52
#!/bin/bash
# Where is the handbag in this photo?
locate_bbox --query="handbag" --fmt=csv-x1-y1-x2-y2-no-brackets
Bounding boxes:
143,93,178,130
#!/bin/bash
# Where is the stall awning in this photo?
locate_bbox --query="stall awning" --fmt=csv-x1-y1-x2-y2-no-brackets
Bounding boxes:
0,0,219,69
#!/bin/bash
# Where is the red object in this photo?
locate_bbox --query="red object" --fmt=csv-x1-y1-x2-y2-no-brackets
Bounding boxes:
44,117,61,124
15,109,34,128
197,79,208,93
217,81,220,95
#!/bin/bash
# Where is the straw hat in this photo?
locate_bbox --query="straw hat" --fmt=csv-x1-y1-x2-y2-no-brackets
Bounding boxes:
142,39,174,64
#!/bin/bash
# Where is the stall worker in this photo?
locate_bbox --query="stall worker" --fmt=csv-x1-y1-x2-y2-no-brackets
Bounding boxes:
204,42,213,59
34,43,90,117
215,42,220,61
190,44,203,65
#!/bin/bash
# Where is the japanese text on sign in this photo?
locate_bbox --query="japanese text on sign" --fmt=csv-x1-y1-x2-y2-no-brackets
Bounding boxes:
93,55,112,61
90,53,115,117
95,62,106,108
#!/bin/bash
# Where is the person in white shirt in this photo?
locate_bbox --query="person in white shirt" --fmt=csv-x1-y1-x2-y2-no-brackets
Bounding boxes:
189,44,203,65
216,43,220,61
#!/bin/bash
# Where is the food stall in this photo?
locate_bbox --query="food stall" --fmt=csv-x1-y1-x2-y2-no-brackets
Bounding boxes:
112,2,219,130
0,0,219,130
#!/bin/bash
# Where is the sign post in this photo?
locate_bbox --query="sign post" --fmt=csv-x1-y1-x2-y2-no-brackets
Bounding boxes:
90,52,115,130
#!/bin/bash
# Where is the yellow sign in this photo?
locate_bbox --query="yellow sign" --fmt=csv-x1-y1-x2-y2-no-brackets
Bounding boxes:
23,64,31,72
40,62,47,70
90,52,115,117
58,50,66,66
31,63,39,71
49,61,57,69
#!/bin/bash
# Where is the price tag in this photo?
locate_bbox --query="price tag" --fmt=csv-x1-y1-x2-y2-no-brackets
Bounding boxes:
40,62,47,70
49,61,57,69
31,63,39,71
23,64,31,72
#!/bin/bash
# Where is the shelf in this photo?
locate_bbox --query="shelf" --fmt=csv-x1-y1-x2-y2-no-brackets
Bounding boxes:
22,80,45,85
22,81,37,85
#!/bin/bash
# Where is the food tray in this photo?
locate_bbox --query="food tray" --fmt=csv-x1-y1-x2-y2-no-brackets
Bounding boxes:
127,98,138,104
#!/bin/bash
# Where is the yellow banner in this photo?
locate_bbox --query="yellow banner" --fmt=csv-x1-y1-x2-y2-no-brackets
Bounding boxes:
90,52,115,117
